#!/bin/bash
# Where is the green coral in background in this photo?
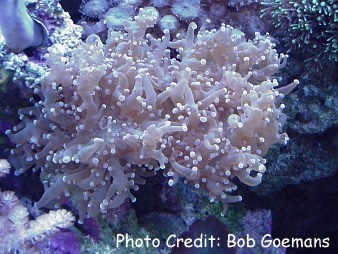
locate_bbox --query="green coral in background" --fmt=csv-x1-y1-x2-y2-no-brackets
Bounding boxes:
261,0,338,69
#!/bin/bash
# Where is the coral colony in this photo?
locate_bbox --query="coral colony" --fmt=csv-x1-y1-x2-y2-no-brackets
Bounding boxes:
6,5,298,224
260,0,338,68
0,189,75,253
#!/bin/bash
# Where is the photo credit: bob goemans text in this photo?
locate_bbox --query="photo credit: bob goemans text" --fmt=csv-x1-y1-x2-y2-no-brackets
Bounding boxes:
114,233,330,250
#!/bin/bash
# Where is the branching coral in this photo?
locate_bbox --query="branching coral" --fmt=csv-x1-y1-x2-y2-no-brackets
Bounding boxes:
8,8,297,222
0,189,74,253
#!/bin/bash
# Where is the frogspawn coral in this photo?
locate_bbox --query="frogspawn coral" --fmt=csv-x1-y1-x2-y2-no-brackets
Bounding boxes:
8,8,297,222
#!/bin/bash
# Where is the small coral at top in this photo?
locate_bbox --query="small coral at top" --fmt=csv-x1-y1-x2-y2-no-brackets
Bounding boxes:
80,0,111,19
0,189,74,253
158,14,180,32
8,8,296,222
171,0,204,21
104,3,135,30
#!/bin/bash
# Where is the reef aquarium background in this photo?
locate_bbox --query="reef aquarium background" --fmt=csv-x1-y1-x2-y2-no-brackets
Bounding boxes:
0,0,337,253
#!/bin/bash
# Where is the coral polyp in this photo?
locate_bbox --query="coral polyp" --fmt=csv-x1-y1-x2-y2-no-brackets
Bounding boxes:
80,0,110,19
159,15,180,32
171,0,203,21
104,4,135,30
